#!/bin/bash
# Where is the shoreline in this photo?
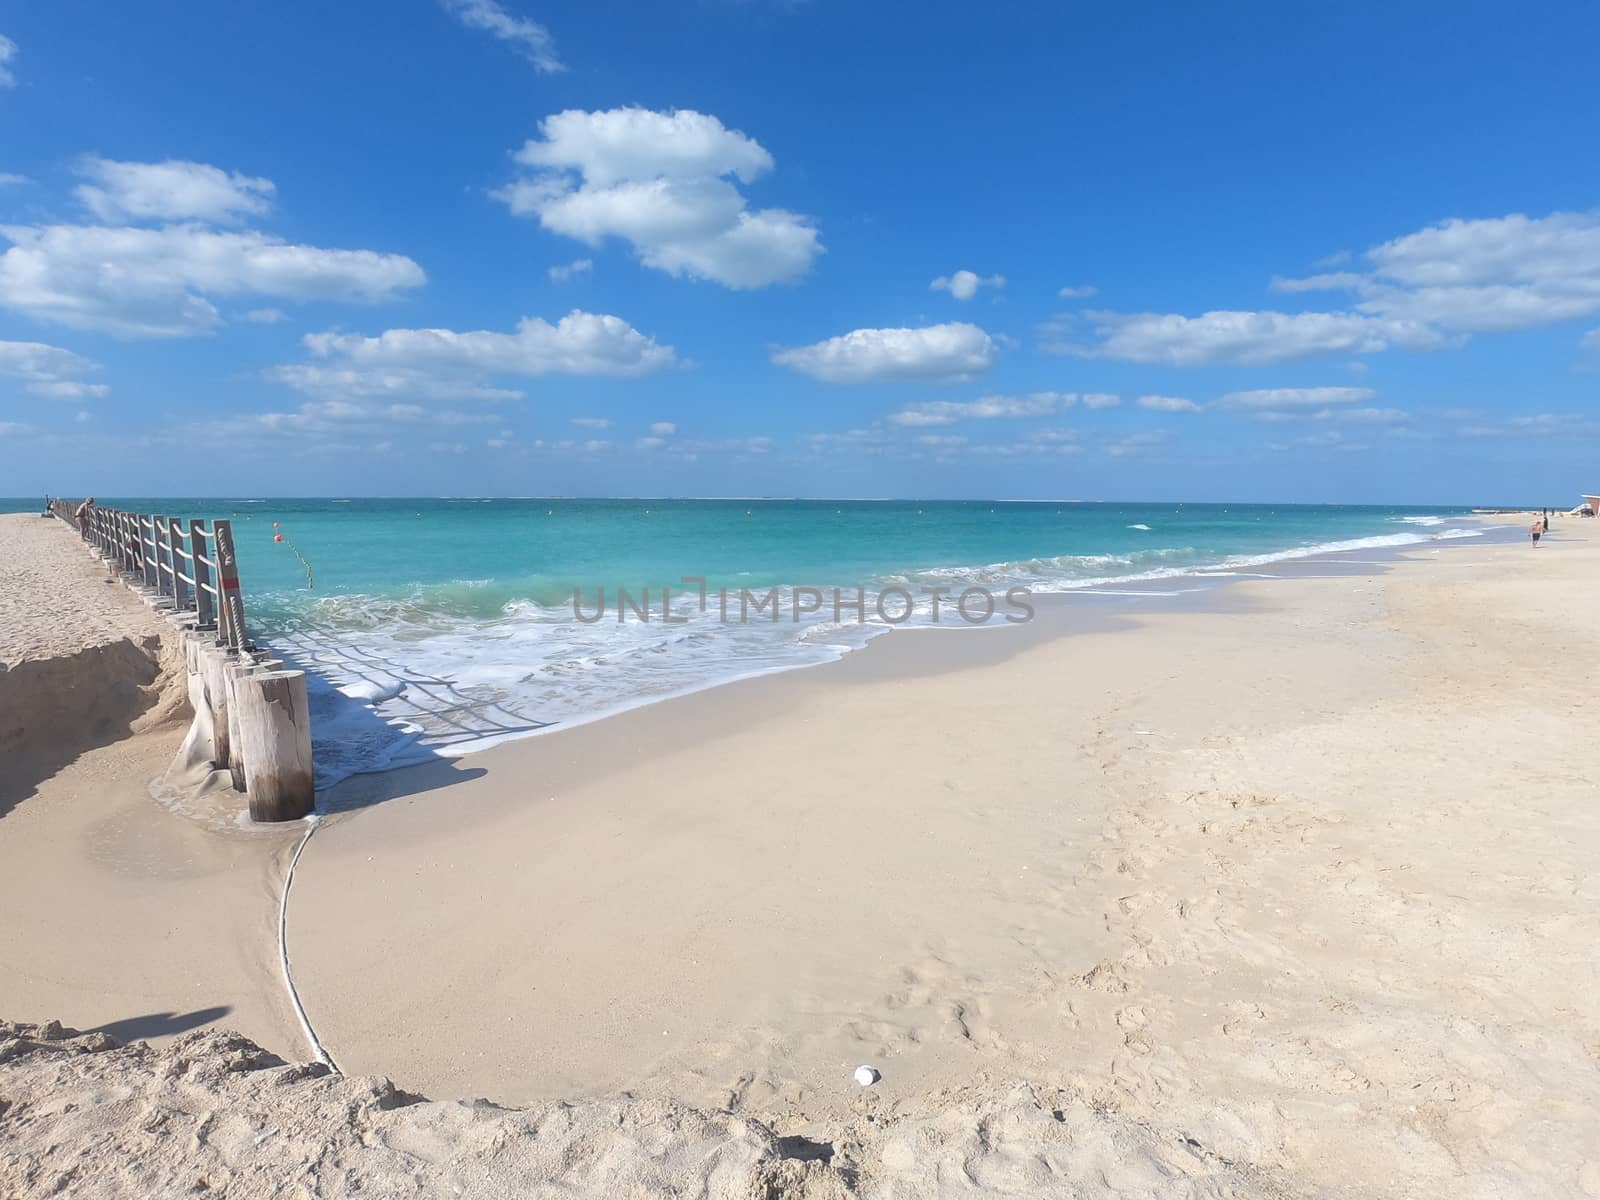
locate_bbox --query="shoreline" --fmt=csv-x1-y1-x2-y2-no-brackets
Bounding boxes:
307,515,1514,793
279,514,1600,1200
5,509,1593,1198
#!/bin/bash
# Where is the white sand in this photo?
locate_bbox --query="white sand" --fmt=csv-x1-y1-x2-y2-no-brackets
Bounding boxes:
0,1019,1274,1198
0,513,305,1064
291,521,1600,1198
3,513,1598,1198
0,512,163,664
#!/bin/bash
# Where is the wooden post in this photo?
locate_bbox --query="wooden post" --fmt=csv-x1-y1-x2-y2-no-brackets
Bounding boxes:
235,670,314,822
173,631,217,771
140,514,158,590
151,518,166,597
224,660,256,791
170,517,192,612
163,518,178,607
190,519,215,630
214,520,247,651
199,649,234,773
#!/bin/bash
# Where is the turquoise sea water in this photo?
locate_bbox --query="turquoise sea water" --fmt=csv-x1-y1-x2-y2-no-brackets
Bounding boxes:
6,498,1485,786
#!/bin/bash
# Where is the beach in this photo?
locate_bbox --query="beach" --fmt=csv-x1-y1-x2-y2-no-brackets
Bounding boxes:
3,511,1598,1198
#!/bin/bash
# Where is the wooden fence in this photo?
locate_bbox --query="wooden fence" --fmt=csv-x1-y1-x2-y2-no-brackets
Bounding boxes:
49,499,250,651
48,498,310,822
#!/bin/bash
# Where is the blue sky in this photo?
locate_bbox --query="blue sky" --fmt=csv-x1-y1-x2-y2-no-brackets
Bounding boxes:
1,0,1597,503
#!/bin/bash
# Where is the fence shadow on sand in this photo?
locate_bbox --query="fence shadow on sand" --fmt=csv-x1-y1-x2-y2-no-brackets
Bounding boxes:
265,618,554,813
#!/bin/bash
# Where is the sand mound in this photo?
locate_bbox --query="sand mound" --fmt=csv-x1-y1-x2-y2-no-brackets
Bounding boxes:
0,514,192,814
0,1019,1286,1199
0,634,189,815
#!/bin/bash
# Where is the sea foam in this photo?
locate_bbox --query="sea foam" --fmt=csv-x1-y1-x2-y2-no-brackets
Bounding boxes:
260,521,1487,790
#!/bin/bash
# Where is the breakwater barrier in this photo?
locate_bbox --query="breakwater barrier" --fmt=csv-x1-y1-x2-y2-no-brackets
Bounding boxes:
48,499,312,822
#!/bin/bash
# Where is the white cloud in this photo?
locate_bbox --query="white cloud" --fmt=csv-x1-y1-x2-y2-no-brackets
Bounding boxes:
889,391,1072,426
245,307,287,323
1058,284,1097,299
917,434,967,447
513,108,773,186
0,34,16,89
968,438,1081,458
1057,208,1600,368
631,433,766,458
440,0,563,72
773,322,996,383
1321,406,1408,423
1219,386,1376,410
930,270,1004,301
302,311,673,376
1583,327,1600,353
266,365,522,404
571,416,611,428
650,421,676,436
1080,392,1121,409
1507,412,1582,433
1276,210,1600,335
268,311,675,407
548,257,592,282
0,421,35,435
0,173,28,187
199,395,507,445
0,339,109,399
1050,309,1442,366
803,427,891,450
1136,394,1200,412
1106,430,1168,457
0,224,426,338
75,157,274,224
1294,430,1351,448
497,108,820,288
1269,271,1366,294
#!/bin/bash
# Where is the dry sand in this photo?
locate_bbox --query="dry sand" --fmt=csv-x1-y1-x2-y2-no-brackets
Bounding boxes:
0,511,189,814
2,1019,1273,1198
291,520,1600,1198
3,512,1598,1198
0,513,304,1061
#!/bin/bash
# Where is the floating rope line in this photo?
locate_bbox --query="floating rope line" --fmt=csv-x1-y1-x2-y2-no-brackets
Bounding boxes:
272,523,315,589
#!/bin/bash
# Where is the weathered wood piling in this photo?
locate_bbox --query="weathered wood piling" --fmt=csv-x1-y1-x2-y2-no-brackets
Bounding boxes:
48,498,315,822
234,671,315,823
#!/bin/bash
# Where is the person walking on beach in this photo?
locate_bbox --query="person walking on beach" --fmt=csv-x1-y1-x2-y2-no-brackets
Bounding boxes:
1530,518,1542,547
74,496,95,539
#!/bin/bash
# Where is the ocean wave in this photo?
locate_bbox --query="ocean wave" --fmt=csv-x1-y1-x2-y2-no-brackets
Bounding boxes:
259,520,1484,790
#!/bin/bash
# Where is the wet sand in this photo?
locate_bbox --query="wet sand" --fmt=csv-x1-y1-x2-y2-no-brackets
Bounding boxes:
286,517,1600,1198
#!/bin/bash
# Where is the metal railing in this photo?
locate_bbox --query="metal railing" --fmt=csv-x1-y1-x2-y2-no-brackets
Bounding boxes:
50,499,251,651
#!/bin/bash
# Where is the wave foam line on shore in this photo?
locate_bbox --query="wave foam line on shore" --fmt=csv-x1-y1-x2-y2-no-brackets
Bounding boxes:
272,524,1492,792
